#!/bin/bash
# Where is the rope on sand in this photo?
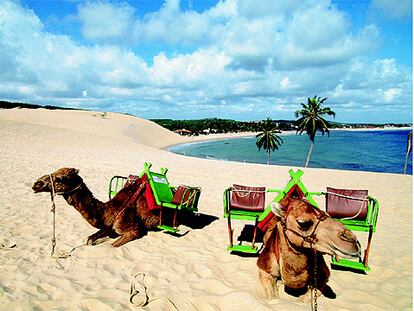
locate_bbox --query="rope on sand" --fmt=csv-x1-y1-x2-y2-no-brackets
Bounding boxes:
129,272,179,310
50,243,86,259
0,242,17,249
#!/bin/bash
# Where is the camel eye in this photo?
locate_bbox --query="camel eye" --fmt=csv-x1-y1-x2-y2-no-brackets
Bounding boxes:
339,231,353,242
297,220,313,231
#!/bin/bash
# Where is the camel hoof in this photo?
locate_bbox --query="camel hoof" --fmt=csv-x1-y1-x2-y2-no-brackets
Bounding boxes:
322,285,336,299
86,237,96,246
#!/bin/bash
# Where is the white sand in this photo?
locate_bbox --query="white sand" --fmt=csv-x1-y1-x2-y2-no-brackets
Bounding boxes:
0,108,411,310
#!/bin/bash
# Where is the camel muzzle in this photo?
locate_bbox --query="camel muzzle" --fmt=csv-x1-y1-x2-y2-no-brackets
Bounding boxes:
32,180,48,193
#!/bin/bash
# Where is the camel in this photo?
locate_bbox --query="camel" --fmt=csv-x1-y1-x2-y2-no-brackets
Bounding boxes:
32,167,160,247
257,196,361,303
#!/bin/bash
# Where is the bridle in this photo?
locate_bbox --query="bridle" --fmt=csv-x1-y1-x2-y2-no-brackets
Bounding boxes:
280,203,328,250
49,174,83,197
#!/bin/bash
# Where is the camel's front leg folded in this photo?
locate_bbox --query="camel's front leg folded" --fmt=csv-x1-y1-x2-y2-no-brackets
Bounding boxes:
259,269,280,299
86,228,111,245
112,231,143,247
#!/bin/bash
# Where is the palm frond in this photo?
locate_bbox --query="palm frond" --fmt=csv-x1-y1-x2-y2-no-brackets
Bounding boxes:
255,119,284,159
295,95,335,142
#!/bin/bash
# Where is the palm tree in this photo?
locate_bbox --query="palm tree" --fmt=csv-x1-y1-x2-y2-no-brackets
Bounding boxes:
256,118,284,165
294,96,336,167
404,131,412,174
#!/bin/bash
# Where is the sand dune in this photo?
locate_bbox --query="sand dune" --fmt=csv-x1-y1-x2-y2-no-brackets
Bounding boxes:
0,108,411,310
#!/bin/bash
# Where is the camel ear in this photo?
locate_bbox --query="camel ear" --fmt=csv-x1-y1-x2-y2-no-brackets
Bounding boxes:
270,202,286,218
278,197,292,210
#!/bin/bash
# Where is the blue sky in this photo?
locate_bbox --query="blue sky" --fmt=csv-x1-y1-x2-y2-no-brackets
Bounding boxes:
0,0,412,123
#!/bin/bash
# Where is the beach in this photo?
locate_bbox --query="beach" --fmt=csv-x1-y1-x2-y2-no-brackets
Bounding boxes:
0,108,412,310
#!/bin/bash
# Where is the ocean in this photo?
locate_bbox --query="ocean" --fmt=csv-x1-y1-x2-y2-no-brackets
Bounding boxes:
169,129,413,175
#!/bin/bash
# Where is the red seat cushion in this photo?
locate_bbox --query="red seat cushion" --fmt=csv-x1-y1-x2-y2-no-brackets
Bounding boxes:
171,185,198,206
326,187,368,220
230,184,265,212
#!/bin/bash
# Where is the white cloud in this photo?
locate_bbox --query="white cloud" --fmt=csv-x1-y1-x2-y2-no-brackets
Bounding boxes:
78,1,135,41
0,0,411,123
149,49,230,87
383,88,401,102
280,77,290,89
74,0,381,72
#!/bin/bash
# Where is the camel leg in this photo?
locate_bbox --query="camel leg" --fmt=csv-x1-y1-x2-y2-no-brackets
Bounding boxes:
111,230,142,247
259,269,280,299
86,228,111,245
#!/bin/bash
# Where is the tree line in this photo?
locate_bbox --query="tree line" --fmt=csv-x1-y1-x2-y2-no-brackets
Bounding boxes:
151,118,296,134
151,116,410,137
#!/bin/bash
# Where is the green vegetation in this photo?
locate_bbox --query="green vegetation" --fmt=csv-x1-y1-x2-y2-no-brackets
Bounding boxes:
152,117,411,137
152,118,295,135
0,100,77,111
295,96,336,167
256,118,284,165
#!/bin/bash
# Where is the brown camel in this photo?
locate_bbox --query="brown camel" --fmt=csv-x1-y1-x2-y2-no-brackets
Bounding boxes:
32,167,160,247
257,197,361,303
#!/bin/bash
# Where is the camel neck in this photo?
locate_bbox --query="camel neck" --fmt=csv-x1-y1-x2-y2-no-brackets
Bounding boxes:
277,222,312,289
63,183,106,228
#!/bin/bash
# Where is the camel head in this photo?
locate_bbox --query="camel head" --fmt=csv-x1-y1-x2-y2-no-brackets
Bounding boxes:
272,197,361,259
32,167,82,194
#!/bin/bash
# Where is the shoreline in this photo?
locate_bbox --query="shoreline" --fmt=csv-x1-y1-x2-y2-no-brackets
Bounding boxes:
161,131,258,150
163,126,412,149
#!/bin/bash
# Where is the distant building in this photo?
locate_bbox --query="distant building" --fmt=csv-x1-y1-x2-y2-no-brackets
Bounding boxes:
174,129,193,136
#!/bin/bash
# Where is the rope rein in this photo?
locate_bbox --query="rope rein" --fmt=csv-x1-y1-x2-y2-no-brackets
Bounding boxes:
311,249,318,311
49,174,85,259
50,174,57,256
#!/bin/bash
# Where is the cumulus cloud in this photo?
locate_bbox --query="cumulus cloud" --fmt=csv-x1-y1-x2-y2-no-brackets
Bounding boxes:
0,0,411,122
78,1,135,41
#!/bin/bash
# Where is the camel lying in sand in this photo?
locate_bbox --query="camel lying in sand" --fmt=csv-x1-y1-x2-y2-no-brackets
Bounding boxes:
257,197,361,302
32,167,160,247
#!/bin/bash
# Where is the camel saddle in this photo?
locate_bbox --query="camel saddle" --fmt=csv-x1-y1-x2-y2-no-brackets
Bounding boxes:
115,175,147,216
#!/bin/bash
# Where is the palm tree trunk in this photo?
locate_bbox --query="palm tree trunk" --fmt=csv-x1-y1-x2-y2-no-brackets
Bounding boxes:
305,141,314,167
267,149,270,165
404,135,412,174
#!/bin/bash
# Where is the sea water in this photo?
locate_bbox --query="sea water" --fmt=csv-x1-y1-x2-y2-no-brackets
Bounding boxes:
169,130,413,174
